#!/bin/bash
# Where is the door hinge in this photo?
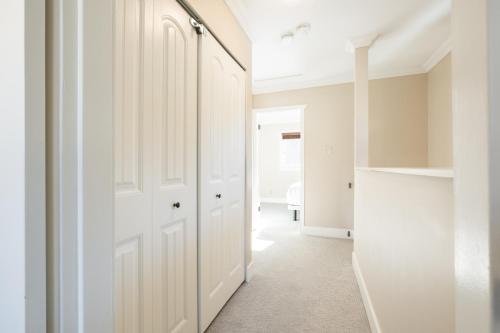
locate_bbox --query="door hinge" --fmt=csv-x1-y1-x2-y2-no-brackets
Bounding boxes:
258,124,261,130
190,18,206,35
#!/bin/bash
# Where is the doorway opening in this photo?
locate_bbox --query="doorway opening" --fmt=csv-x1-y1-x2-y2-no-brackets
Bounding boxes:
252,106,305,252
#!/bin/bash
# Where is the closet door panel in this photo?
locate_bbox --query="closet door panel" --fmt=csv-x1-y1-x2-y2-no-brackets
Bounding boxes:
223,67,245,293
199,35,227,328
114,0,153,332
151,1,198,332
199,31,246,331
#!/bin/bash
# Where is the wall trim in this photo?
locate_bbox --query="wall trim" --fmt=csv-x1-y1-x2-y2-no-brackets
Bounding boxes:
251,37,451,96
302,226,353,240
422,38,451,72
245,261,254,282
46,0,114,331
352,252,381,333
260,197,288,204
252,66,426,95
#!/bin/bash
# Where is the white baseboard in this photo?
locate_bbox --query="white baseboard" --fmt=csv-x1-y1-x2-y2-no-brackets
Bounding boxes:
352,252,381,333
260,197,287,204
302,226,353,239
245,261,254,282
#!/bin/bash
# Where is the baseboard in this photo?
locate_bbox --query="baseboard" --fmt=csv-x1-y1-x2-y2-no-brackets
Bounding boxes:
260,197,287,204
245,261,254,282
302,226,353,239
352,252,382,333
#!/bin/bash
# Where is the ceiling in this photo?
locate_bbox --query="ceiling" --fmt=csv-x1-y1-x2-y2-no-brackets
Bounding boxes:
225,0,451,94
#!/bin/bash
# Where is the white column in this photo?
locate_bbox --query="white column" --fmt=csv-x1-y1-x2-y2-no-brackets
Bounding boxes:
354,46,369,167
348,34,377,168
453,0,496,331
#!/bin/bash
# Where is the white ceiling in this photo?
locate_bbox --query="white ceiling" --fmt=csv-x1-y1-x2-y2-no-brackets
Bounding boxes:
225,0,451,94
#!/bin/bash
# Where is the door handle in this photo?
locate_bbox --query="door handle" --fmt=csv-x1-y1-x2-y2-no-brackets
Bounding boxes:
215,194,222,199
172,202,181,209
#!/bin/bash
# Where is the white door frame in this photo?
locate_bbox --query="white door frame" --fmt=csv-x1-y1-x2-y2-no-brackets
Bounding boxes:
46,0,114,332
251,105,306,231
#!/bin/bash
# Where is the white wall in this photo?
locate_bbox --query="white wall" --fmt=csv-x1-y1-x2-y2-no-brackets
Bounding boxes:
354,170,454,333
259,122,300,201
0,0,45,331
0,1,26,331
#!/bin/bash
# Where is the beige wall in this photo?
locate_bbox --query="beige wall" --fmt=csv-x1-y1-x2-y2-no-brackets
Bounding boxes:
254,84,355,229
259,123,301,200
354,170,454,333
185,0,254,264
428,54,453,168
253,74,436,229
369,74,428,167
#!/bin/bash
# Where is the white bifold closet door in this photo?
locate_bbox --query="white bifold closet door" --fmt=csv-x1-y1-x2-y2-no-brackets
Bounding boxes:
113,0,198,332
199,31,247,331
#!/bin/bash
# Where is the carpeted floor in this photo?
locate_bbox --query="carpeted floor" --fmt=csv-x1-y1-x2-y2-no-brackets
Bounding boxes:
206,203,371,333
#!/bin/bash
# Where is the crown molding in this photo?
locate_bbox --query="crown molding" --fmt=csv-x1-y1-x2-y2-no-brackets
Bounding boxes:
346,33,379,53
370,66,427,81
253,66,426,95
254,36,452,95
422,38,451,72
224,0,254,41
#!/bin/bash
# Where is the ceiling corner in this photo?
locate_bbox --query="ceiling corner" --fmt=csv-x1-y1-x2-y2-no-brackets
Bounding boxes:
346,33,380,53
224,0,254,42
422,37,452,72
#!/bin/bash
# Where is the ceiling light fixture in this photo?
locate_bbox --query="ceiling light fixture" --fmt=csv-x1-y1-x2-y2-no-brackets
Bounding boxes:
281,32,295,45
296,23,311,36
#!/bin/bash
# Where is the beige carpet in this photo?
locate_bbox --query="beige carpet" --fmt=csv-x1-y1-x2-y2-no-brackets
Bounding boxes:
206,203,371,333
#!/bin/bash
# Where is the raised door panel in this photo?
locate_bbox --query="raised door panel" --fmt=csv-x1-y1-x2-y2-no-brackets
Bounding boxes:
151,1,198,332
208,208,224,297
115,238,142,333
114,0,143,194
226,74,244,183
160,221,187,332
208,57,225,184
160,19,186,188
